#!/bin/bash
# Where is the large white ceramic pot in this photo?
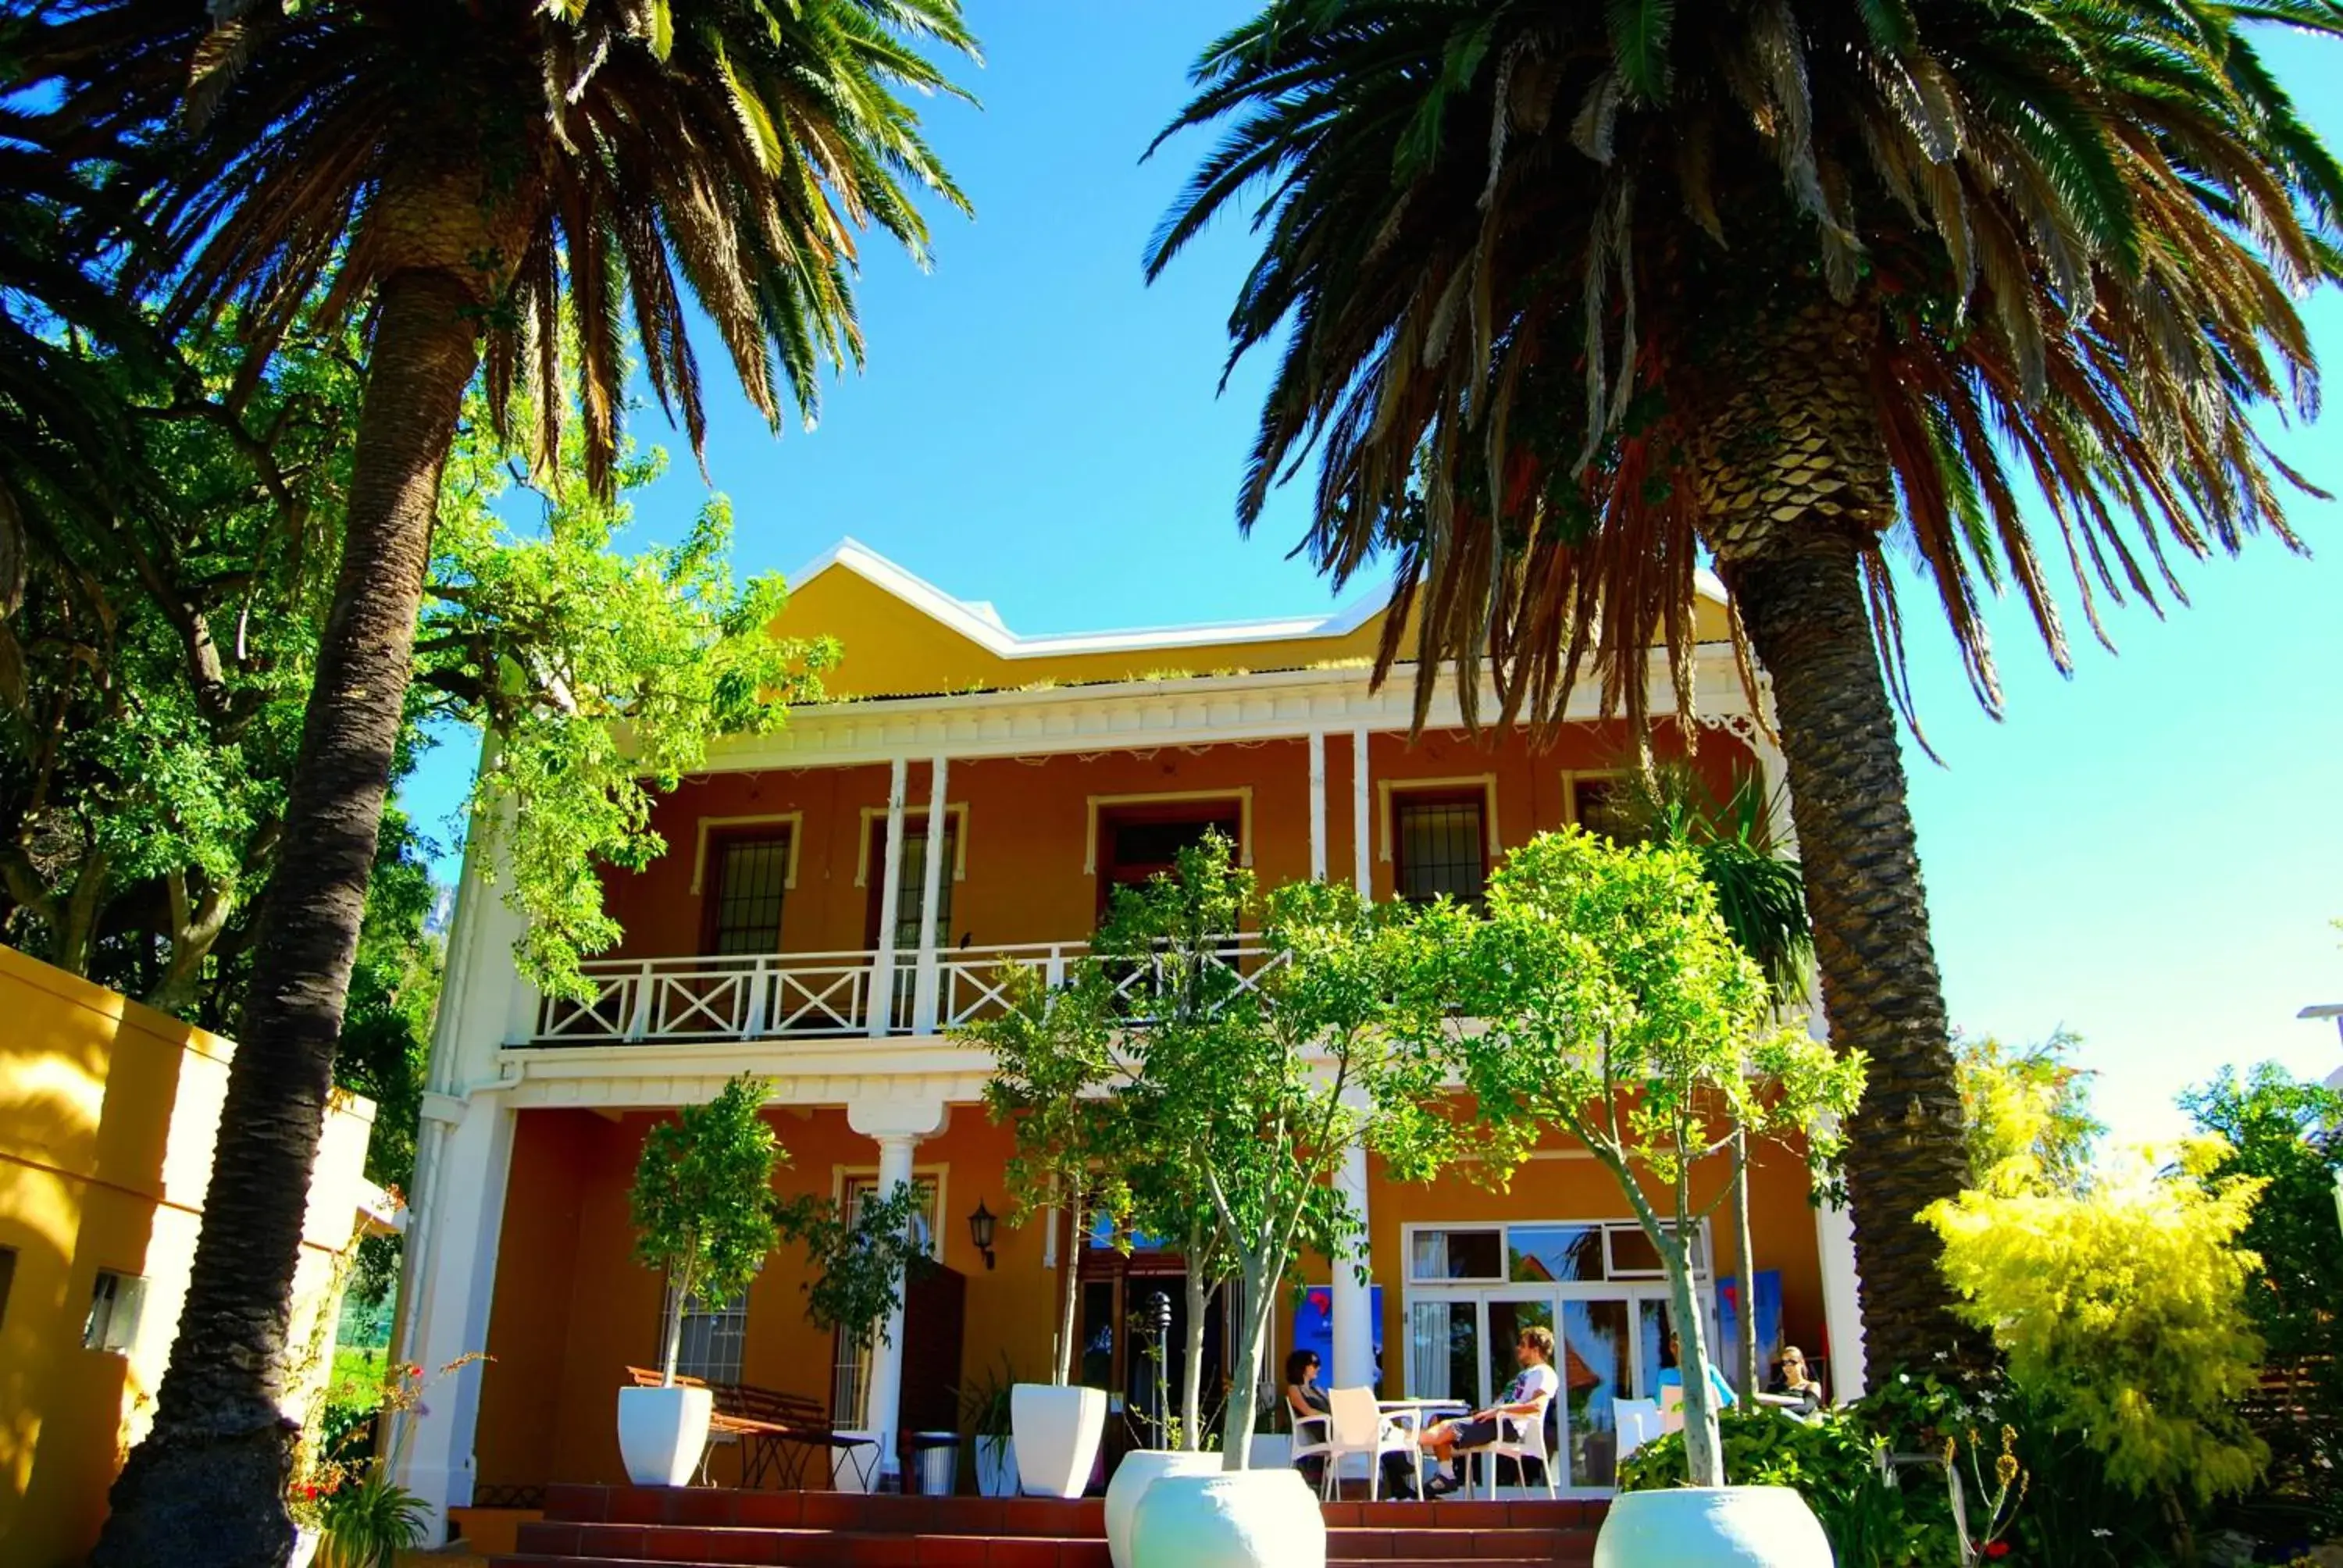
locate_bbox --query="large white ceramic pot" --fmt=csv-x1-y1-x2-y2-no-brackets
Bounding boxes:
974,1434,1018,1498
1130,1469,1327,1568
1104,1451,1223,1568
1011,1384,1106,1499
1592,1486,1834,1567
830,1428,882,1493
615,1384,713,1487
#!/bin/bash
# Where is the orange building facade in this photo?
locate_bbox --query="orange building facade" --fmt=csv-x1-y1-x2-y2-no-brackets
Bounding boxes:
389,543,1865,1541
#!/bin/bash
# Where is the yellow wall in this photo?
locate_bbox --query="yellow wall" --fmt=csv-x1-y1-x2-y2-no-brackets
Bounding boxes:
0,945,377,1568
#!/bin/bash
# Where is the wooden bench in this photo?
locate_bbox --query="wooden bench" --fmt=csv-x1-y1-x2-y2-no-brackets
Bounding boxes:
625,1367,879,1490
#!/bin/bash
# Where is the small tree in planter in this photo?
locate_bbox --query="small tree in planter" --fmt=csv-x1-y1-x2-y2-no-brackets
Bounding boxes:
1121,839,1458,1470
772,1183,935,1448
624,1074,783,1483
1433,831,1863,1491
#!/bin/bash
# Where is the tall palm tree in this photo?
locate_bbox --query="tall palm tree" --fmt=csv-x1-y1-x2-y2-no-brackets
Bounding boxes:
19,3,975,1559
1148,0,2342,1378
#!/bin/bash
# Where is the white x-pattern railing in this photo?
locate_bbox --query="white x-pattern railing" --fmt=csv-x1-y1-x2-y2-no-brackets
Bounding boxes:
530,935,1281,1045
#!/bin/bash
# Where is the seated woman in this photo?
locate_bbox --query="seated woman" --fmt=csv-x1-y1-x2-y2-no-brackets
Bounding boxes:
1760,1345,1824,1418
1284,1349,1421,1499
1418,1326,1559,1495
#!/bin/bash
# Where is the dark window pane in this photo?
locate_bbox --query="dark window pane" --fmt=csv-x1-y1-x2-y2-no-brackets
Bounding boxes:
0,1246,12,1328
1410,1228,1503,1281
1110,816,1238,870
887,819,959,950
1574,779,1624,838
711,836,791,955
1396,798,1485,904
1607,1227,1664,1276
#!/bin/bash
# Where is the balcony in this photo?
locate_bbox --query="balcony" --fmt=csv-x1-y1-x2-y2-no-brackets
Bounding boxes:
526,935,1286,1046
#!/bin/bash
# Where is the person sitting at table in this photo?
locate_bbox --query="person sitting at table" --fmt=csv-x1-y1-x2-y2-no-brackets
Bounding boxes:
1760,1345,1824,1419
1284,1349,1421,1499
1417,1326,1559,1496
1656,1331,1738,1411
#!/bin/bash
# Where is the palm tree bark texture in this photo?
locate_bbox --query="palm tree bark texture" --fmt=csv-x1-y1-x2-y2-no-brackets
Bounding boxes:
95,267,485,1567
1695,295,1984,1377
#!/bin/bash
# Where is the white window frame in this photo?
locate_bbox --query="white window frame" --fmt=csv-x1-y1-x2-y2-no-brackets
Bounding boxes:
83,1269,148,1355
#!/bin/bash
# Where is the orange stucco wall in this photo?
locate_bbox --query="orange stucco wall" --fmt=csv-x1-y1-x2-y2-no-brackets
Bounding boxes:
604,722,1751,960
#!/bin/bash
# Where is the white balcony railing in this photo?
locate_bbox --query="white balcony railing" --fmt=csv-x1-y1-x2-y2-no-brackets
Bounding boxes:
529,935,1285,1046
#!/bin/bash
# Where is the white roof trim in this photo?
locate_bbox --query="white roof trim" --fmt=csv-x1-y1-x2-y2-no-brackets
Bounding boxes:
786,536,1389,660
783,537,1731,661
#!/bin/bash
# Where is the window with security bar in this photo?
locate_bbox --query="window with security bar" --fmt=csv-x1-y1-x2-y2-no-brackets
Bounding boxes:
707,834,792,955
662,1281,749,1384
1394,794,1488,906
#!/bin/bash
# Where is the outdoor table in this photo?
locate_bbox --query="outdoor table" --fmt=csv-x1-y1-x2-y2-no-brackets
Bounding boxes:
1377,1399,1471,1499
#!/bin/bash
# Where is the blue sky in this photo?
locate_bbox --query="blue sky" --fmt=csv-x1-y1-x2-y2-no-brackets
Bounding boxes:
403,2,2343,1144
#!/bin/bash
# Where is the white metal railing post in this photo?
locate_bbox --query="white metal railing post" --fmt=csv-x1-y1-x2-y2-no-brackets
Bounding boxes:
869,757,908,1037
624,960,655,1041
911,754,949,1035
1046,944,1067,991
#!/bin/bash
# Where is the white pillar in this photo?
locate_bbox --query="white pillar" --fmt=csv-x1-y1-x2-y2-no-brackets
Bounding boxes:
393,1088,517,1536
847,1099,949,1479
1307,731,1328,881
1814,1197,1867,1403
911,755,949,1033
868,757,908,1037
1350,727,1372,897
1330,1142,1376,1392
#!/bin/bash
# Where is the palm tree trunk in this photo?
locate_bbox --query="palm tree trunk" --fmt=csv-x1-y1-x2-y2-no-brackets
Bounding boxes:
1698,296,1988,1382
95,268,480,1568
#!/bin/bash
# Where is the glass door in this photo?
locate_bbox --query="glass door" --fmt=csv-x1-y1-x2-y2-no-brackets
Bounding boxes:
1557,1297,1632,1487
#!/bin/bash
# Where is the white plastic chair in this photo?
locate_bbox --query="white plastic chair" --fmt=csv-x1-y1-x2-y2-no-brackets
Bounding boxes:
1461,1400,1558,1499
1318,1386,1422,1501
1614,1397,1663,1461
1287,1398,1335,1487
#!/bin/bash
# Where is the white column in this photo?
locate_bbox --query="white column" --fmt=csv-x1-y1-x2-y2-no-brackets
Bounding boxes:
847,1099,950,1480
1307,730,1328,881
393,1088,517,1537
1814,1196,1867,1403
868,757,908,1037
911,755,949,1033
1350,727,1372,897
1330,1142,1376,1392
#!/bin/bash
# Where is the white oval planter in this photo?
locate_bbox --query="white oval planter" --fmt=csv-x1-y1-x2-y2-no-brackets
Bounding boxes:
1593,1486,1834,1567
288,1526,321,1568
974,1434,1018,1498
615,1384,713,1488
1011,1383,1106,1499
1105,1450,1223,1568
831,1428,882,1493
1131,1469,1326,1568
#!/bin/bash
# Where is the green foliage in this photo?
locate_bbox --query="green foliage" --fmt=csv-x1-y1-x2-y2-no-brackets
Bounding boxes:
772,1183,933,1349
628,1074,784,1385
2181,1064,2343,1531
1955,1030,2104,1196
1429,828,1863,1484
316,1465,429,1568
955,1352,1018,1440
1924,1139,2270,1507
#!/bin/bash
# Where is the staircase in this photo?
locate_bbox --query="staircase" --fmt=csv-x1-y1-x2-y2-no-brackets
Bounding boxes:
491,1484,1604,1567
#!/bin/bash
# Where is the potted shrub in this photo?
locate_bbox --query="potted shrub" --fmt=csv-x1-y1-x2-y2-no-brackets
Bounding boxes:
1118,840,1456,1568
624,1074,783,1485
772,1180,933,1491
956,1355,1020,1498
1435,831,1863,1565
964,960,1128,1499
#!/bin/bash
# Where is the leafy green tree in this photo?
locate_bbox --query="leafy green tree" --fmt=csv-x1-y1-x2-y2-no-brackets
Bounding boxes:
771,1185,934,1427
1120,846,1459,1468
1433,829,1863,1485
1924,1139,2270,1546
1956,1030,2105,1197
18,4,975,1552
1147,0,2343,1381
2181,1063,2343,1524
629,1075,786,1388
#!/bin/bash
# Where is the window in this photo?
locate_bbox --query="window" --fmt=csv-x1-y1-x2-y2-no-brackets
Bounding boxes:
1508,1224,1607,1282
662,1281,749,1384
0,1246,15,1329
843,1174,940,1257
84,1270,147,1354
1568,773,1629,839
705,832,793,955
1410,1228,1503,1281
1393,794,1488,905
1095,803,1243,913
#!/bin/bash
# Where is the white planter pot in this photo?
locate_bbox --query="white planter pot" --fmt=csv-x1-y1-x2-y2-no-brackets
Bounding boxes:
288,1526,321,1568
1593,1486,1834,1566
1011,1383,1106,1499
1131,1469,1326,1568
831,1428,882,1493
1105,1451,1224,1568
974,1434,1018,1498
615,1384,713,1488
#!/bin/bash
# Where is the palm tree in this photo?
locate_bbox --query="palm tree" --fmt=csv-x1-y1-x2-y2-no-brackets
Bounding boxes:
19,3,975,1559
1148,0,2342,1379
